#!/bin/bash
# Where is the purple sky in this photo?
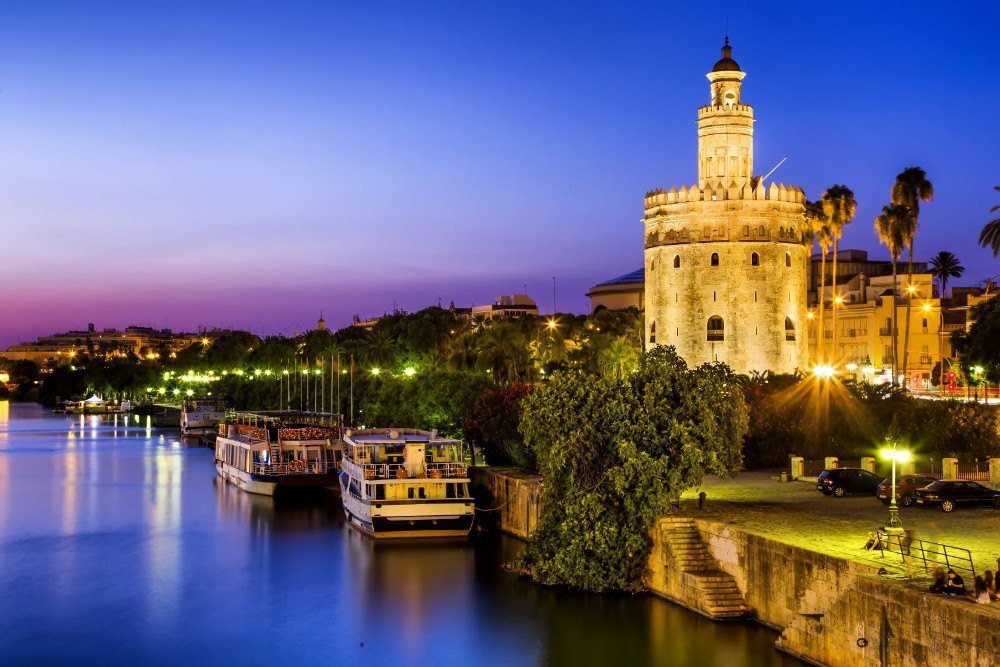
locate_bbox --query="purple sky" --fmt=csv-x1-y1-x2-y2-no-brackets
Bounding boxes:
2,1,998,347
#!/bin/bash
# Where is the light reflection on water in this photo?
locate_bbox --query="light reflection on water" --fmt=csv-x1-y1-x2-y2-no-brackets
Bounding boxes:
0,402,798,666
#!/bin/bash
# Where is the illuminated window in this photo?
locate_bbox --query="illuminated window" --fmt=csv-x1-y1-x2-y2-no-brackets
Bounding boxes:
785,317,796,341
707,316,725,342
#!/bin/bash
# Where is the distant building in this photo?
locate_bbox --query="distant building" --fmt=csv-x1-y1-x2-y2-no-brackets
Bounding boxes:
586,269,644,313
4,324,224,364
464,294,538,320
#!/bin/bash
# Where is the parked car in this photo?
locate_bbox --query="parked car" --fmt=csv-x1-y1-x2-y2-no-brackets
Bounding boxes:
913,481,1000,512
876,474,939,507
816,468,881,497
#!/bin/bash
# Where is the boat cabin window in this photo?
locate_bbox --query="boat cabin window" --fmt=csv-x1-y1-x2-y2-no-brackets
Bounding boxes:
418,487,427,499
408,488,415,499
375,485,385,500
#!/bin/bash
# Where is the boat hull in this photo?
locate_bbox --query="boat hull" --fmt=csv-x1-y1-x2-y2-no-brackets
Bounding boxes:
215,461,339,497
339,472,474,539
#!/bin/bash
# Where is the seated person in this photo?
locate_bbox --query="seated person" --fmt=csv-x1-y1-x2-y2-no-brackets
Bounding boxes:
943,569,966,596
928,567,946,594
971,576,991,604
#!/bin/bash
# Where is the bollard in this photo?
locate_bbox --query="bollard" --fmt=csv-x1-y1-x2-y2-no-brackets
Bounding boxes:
779,471,788,483
990,458,1000,486
860,457,875,473
942,458,958,480
824,456,839,471
789,456,804,480
698,491,706,510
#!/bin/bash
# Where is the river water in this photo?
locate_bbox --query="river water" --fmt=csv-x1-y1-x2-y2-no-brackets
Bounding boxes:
0,402,799,666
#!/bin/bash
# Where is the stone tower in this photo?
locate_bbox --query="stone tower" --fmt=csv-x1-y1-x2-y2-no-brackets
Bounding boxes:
643,40,809,375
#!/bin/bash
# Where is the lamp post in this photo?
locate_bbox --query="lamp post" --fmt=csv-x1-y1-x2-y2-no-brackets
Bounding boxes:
880,442,911,532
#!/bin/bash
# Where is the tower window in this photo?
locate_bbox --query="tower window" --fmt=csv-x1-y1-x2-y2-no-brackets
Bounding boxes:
711,252,719,266
754,291,758,303
743,225,749,237
707,316,725,342
649,321,656,344
758,225,765,236
785,252,791,267
673,255,680,269
785,317,796,341
751,252,760,266
713,291,717,302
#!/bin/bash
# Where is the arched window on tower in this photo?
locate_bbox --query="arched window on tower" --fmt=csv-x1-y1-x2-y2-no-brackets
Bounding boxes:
673,255,681,269
649,321,656,345
785,252,791,267
711,252,719,266
707,316,725,342
751,252,760,266
785,317,796,341
758,225,765,237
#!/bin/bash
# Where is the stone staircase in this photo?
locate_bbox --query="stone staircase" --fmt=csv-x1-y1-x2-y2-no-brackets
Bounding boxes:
661,517,750,620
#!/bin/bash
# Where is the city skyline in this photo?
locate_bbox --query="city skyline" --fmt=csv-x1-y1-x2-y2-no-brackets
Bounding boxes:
3,1,999,348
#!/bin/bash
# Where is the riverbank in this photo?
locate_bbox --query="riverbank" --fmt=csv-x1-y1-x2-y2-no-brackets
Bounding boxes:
474,467,1000,666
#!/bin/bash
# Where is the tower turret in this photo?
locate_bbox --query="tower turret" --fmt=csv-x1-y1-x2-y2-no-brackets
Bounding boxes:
698,38,754,190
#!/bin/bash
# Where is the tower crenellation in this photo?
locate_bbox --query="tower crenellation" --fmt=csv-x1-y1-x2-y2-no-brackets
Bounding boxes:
643,39,809,375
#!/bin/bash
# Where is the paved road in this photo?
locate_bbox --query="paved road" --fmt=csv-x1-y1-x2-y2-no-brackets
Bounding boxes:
680,472,1000,577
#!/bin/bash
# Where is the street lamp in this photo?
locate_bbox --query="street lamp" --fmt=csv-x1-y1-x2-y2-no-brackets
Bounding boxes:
880,443,911,531
812,364,836,379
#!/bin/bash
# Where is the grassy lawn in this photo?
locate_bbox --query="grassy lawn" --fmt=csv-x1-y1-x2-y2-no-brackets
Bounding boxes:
680,472,1000,580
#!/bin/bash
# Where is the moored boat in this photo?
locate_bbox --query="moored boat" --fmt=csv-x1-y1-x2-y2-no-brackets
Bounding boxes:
338,428,474,539
181,397,225,436
215,411,341,496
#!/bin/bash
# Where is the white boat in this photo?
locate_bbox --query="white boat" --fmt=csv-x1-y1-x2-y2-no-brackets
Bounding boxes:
181,397,225,436
338,428,474,539
214,411,341,496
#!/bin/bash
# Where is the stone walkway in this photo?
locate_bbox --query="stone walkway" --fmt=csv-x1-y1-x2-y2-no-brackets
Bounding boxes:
680,472,1000,579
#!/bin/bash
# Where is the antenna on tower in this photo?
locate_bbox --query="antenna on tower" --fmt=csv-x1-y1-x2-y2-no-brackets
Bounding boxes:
760,156,789,183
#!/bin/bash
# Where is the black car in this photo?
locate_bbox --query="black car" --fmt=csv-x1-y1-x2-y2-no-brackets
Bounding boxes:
816,468,881,497
912,481,1000,512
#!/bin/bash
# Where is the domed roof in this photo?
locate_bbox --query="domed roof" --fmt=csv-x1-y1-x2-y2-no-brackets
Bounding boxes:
712,39,741,72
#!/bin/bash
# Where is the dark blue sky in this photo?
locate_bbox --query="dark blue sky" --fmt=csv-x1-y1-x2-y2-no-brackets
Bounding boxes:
2,1,997,345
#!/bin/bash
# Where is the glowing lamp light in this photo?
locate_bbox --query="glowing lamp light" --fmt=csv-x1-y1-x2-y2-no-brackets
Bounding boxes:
834,296,843,305
403,367,416,377
922,303,931,312
370,368,380,376
145,387,154,393
845,363,858,372
907,284,916,294
185,389,194,397
158,388,166,394
546,318,558,330
201,338,211,346
806,312,815,320
172,389,180,396
812,364,836,379
314,369,321,376
880,448,911,463
972,365,984,375
282,370,289,375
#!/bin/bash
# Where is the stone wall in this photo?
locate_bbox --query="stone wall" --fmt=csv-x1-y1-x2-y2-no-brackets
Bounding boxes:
689,518,1000,667
470,467,542,540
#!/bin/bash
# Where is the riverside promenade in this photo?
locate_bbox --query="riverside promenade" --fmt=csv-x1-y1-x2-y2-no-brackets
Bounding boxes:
474,467,1000,667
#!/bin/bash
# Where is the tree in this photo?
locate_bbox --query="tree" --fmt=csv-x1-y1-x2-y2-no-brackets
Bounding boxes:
891,167,934,388
463,384,535,469
516,347,748,592
874,204,910,385
978,185,1000,257
821,185,857,364
951,294,1000,400
805,200,831,362
928,251,965,298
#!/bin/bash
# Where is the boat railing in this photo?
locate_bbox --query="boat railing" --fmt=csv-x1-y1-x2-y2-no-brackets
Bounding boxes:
358,461,467,480
252,460,334,475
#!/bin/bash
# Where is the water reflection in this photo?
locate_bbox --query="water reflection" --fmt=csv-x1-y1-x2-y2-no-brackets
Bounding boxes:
0,403,798,666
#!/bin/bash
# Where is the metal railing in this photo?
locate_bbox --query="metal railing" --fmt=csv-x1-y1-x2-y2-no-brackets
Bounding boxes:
358,461,468,480
252,460,333,475
956,462,990,482
879,533,977,578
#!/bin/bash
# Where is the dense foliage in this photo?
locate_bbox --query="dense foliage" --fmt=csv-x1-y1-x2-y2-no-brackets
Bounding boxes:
740,373,998,467
952,295,1000,390
462,384,535,468
515,347,748,592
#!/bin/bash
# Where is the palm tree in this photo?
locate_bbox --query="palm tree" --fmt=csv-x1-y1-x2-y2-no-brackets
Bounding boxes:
928,251,964,298
979,185,1000,256
875,204,910,385
446,334,478,372
891,167,933,388
821,185,857,364
804,200,830,362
